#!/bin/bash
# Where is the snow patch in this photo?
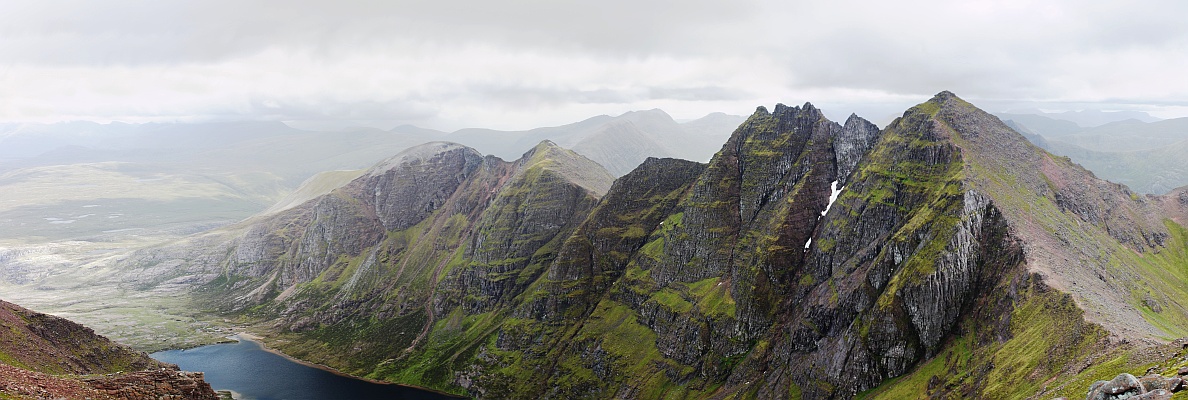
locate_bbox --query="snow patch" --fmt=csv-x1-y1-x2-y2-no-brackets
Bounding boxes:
822,181,842,217
806,181,844,250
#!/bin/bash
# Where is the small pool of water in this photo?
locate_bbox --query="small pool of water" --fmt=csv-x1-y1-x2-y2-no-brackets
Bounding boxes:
151,336,460,400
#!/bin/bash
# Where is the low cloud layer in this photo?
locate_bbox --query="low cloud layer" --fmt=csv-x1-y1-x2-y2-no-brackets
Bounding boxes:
2,0,1186,129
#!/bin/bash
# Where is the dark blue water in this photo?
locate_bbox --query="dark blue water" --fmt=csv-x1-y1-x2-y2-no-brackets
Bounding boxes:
151,336,461,400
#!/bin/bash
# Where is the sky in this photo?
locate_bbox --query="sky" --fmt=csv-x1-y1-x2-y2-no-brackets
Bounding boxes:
2,0,1187,131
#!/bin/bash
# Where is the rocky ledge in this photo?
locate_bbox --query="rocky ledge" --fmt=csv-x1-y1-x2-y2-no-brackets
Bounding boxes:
1,363,218,400
84,367,220,399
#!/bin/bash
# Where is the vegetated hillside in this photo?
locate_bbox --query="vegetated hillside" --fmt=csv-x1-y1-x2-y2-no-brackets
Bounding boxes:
125,93,1188,399
0,299,218,399
449,109,743,176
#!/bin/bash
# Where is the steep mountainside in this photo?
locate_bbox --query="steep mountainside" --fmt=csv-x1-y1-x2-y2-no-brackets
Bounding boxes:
123,93,1188,399
0,299,217,399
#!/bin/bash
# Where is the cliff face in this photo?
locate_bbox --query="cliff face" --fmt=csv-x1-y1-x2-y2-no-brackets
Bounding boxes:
130,92,1188,399
0,299,218,399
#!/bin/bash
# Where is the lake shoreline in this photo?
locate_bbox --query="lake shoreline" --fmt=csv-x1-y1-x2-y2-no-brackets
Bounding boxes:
231,332,465,399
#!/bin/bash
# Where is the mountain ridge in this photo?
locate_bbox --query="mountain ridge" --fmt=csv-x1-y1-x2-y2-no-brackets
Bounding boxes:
95,92,1188,399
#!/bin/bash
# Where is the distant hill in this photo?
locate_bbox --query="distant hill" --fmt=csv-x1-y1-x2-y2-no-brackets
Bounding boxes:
448,109,743,176
1001,114,1188,194
997,113,1083,136
998,109,1160,129
1050,109,1161,126
0,122,438,242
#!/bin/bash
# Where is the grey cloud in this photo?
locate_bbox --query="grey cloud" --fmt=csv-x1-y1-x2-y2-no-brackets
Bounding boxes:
462,85,636,107
3,1,1188,127
648,86,747,101
0,0,763,65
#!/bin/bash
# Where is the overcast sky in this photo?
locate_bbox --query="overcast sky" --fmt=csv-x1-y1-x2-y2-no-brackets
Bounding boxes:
2,0,1187,130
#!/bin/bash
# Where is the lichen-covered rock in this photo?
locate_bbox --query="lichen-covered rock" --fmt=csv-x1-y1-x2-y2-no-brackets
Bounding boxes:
1138,374,1183,393
1087,373,1141,400
1136,390,1174,400
1082,373,1177,400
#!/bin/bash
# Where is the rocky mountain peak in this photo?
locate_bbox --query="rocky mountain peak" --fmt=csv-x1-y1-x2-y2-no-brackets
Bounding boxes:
931,89,959,102
769,102,823,118
836,113,881,185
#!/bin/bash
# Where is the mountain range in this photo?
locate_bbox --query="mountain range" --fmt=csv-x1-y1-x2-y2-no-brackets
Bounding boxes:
82,92,1188,399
